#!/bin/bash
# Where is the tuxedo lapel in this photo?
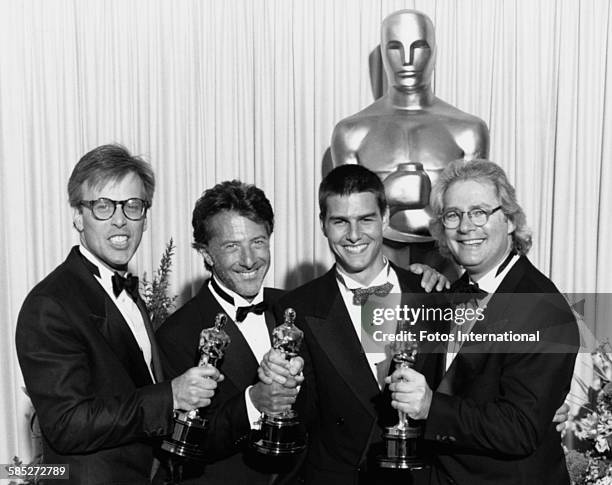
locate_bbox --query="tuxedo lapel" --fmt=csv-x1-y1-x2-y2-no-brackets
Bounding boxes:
437,258,529,395
97,300,154,386
392,265,446,389
263,287,283,338
136,298,164,382
194,284,259,392
480,256,527,328
65,248,154,387
308,269,379,418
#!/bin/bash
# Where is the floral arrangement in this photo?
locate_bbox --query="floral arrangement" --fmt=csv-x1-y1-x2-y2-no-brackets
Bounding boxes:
567,341,612,484
141,238,178,330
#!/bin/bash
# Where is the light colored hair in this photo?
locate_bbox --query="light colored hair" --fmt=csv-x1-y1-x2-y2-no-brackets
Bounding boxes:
68,144,155,208
429,159,532,257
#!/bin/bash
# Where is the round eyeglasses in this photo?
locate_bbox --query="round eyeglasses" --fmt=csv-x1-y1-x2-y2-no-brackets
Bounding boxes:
441,206,502,229
79,198,150,221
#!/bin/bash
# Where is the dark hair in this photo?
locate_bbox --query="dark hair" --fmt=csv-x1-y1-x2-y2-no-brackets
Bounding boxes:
429,159,532,256
192,180,274,251
67,144,155,207
319,165,387,219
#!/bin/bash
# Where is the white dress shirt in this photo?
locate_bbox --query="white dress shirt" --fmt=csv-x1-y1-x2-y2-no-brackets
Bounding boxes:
336,260,401,388
209,276,271,428
445,251,520,371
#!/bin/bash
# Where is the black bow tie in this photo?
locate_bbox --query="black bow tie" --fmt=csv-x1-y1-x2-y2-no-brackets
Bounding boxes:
112,272,140,302
449,273,487,304
235,301,268,322
351,282,394,306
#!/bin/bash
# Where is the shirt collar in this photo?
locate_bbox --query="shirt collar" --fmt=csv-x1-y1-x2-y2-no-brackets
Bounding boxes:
336,258,392,291
468,250,520,293
79,245,125,286
210,275,264,308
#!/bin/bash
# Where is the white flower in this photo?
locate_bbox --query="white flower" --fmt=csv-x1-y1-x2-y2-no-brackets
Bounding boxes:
595,435,610,453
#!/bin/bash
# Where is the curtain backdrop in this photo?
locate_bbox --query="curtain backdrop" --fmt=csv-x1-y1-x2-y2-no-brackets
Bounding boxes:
1,0,610,462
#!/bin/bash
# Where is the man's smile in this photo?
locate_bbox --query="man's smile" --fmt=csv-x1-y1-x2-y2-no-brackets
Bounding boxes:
343,243,369,254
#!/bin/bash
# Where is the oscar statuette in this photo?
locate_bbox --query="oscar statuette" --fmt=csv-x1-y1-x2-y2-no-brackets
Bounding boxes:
378,336,428,470
162,313,230,460
253,308,307,455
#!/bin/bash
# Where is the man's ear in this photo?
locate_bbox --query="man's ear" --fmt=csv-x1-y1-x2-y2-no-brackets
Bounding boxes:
199,247,214,268
319,214,327,237
73,208,84,232
506,216,516,235
382,206,390,231
142,215,148,233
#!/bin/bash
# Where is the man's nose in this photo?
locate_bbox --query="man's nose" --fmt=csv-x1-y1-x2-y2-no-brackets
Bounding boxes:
111,203,127,227
457,212,476,232
346,222,360,241
240,247,255,268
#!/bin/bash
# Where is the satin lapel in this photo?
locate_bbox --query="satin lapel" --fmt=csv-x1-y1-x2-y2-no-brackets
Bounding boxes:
97,300,154,386
394,265,446,388
437,258,528,395
263,288,283,338
309,270,379,418
479,256,527,329
65,248,153,386
221,319,260,390
195,284,259,391
136,298,164,382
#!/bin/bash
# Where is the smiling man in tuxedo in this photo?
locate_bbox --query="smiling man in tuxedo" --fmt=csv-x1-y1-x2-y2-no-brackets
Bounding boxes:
260,164,437,484
388,159,579,484
157,180,303,485
15,144,220,485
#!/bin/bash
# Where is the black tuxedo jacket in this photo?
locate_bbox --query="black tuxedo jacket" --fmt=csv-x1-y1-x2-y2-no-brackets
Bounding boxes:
157,282,296,485
15,246,174,485
276,264,427,485
422,256,579,485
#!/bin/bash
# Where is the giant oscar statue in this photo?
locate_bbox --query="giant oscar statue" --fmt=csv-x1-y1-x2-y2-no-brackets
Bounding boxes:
331,9,489,273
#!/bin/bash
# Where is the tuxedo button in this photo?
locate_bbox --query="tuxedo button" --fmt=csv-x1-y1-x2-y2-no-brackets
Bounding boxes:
336,417,345,426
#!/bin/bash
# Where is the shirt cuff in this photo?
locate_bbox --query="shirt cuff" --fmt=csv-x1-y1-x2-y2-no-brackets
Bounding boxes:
244,385,262,430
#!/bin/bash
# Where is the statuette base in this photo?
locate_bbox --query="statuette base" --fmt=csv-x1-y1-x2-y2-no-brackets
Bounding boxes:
377,425,428,470
161,414,208,461
252,411,306,456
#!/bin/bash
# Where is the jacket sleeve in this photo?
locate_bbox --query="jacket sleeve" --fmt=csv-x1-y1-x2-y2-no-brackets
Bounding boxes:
16,294,174,454
423,297,578,457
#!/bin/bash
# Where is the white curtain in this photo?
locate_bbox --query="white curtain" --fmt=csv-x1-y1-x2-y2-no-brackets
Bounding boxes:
1,0,610,462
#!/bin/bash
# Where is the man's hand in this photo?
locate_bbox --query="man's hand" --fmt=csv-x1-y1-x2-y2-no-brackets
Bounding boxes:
385,367,433,420
252,349,303,415
171,365,223,411
553,401,570,432
249,381,299,415
258,349,304,388
409,263,450,292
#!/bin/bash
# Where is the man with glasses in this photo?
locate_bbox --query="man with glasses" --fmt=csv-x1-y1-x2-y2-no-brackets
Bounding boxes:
387,159,579,484
16,144,221,485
